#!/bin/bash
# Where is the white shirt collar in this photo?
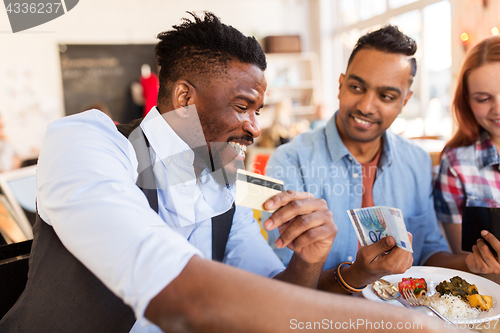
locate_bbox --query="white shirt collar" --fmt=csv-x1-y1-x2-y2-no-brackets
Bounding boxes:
140,107,234,226
141,107,193,166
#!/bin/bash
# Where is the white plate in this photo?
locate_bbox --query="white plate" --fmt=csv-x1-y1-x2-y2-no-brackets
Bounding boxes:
362,266,500,324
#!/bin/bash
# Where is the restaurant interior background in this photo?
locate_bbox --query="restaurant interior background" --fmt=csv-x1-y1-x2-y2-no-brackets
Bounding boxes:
3,0,500,326
0,0,498,168
2,0,500,324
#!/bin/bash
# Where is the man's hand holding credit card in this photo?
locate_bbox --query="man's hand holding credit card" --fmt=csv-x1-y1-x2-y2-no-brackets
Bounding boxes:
235,169,337,269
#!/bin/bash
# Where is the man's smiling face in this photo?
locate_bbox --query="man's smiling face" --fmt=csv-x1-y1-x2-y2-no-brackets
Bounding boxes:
192,60,266,185
336,48,413,145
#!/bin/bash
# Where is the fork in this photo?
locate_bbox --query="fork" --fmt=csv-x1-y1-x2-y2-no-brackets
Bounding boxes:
402,289,454,324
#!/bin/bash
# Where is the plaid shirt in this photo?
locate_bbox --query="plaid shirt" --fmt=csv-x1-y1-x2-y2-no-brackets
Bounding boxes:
434,131,500,224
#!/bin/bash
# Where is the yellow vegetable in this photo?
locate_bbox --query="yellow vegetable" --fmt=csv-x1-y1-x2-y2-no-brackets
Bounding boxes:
467,284,478,295
467,294,493,311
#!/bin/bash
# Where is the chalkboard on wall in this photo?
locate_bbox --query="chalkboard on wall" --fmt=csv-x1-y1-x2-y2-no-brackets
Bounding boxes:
59,44,157,124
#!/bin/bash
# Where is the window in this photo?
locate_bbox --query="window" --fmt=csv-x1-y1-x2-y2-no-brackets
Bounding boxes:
330,0,452,139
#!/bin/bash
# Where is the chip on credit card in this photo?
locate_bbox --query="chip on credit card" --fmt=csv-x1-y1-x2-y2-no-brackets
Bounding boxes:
235,169,283,212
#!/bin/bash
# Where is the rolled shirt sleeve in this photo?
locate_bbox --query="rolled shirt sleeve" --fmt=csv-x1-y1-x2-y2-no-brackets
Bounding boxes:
224,205,284,277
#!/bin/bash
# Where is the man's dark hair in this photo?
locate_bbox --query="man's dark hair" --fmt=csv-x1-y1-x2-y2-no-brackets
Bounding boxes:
155,11,266,105
347,25,417,78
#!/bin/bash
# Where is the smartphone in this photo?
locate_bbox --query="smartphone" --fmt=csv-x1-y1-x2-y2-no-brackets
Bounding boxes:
461,206,500,256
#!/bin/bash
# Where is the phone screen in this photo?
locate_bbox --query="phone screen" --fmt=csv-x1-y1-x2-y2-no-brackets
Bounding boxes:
461,206,500,256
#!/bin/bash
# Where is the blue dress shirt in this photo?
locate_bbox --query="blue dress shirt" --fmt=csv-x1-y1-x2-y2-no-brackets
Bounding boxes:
266,114,450,270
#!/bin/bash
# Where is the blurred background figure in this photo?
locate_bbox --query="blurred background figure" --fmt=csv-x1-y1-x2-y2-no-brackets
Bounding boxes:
258,98,309,148
131,64,159,118
310,103,330,130
258,98,293,148
140,64,159,117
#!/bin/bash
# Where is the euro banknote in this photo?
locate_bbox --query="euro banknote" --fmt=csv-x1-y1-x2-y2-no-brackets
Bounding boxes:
348,206,413,253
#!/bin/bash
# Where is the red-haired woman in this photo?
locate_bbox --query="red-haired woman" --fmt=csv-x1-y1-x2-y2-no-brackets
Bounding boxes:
434,35,500,275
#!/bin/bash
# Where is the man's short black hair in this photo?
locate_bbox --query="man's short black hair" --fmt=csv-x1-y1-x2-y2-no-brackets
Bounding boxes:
155,11,266,105
347,25,417,78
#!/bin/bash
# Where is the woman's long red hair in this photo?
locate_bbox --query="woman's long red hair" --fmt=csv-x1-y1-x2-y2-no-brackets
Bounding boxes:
444,35,500,152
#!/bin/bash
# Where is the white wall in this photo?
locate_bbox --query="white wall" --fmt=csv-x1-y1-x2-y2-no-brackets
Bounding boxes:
0,0,310,158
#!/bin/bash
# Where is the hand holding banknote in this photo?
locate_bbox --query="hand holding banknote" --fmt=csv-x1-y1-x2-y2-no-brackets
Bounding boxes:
338,207,415,290
337,233,414,291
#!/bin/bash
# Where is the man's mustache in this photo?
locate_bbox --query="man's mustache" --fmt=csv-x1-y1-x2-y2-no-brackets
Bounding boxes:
226,135,254,146
350,111,380,123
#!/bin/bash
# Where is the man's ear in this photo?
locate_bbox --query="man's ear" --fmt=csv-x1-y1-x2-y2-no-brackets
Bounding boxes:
403,91,413,107
172,80,195,107
171,80,196,118
338,74,345,100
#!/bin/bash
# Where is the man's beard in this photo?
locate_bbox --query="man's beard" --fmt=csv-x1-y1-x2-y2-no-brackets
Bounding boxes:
179,106,253,189
207,142,246,189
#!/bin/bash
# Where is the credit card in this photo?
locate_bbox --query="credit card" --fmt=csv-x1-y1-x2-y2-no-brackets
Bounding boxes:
235,169,283,212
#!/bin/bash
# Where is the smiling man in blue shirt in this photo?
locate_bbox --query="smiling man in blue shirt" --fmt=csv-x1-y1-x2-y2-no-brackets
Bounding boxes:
266,25,471,294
